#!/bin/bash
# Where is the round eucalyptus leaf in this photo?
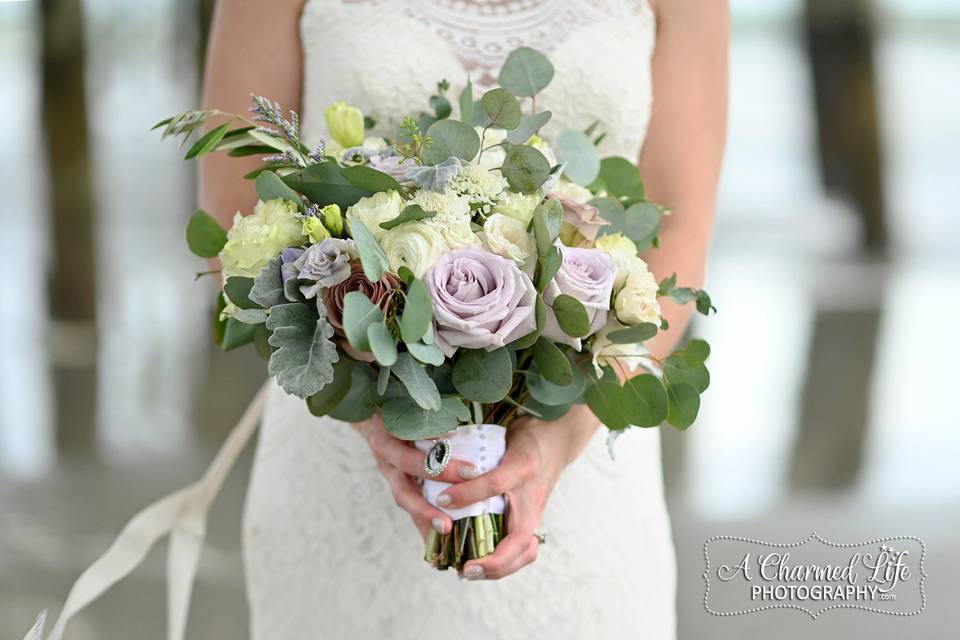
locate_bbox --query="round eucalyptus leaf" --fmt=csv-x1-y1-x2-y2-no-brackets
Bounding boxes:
407,341,445,366
663,355,710,393
531,338,573,386
399,278,433,343
501,144,551,193
381,397,468,441
666,382,700,430
423,119,481,165
554,130,601,186
591,197,626,237
522,397,572,421
532,198,563,257
506,111,552,144
622,201,661,250
552,294,591,338
620,374,668,428
683,339,711,365
341,291,382,352
606,322,658,344
535,245,562,293
525,364,585,406
185,209,227,258
584,380,630,430
480,88,523,130
307,358,355,417
498,47,555,98
598,157,645,201
328,365,377,422
367,321,398,367
452,347,513,403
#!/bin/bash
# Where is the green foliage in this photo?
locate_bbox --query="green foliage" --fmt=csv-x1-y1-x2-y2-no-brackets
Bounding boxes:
459,77,474,124
253,324,273,360
224,277,257,310
380,205,435,231
282,162,373,209
341,165,402,193
341,291,383,352
185,209,227,258
522,397,572,421
480,88,522,130
232,308,268,324
213,293,227,346
306,357,355,417
657,273,716,316
619,375,668,427
606,322,659,344
666,382,700,430
509,295,545,350
525,361,586,406
552,294,591,338
380,397,470,441
535,245,562,293
407,341,445,366
584,380,630,430
429,94,452,121
404,157,462,193
501,144,551,193
596,157,645,202
329,365,377,422
185,123,229,160
531,337,573,386
452,347,513,403
255,171,302,206
399,278,433,343
423,119,482,165
498,47,555,98
249,257,284,308
532,198,563,257
506,111,552,145
555,130,601,185
367,321,398,367
222,317,256,351
266,302,339,399
392,352,442,411
350,219,389,281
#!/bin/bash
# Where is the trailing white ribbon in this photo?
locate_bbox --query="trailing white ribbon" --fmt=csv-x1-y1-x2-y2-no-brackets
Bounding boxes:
23,382,269,640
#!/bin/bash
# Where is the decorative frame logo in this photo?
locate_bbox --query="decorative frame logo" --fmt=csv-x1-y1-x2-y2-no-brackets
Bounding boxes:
703,532,926,619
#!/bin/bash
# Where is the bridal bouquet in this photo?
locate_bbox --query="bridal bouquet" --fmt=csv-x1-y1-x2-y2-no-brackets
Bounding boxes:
157,47,713,571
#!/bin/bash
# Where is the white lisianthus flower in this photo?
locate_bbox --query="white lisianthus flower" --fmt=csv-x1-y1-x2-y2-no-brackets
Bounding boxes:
615,261,661,326
491,191,540,225
449,163,507,209
551,179,594,204
345,190,403,240
219,198,305,279
482,213,535,264
595,232,639,289
474,126,508,171
380,222,449,277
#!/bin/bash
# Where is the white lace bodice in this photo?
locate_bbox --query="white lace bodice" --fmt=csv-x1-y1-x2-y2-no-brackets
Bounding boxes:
300,0,656,160
244,3,675,638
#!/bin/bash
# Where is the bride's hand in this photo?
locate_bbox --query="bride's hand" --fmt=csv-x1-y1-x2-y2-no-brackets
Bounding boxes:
352,413,480,539
435,405,601,580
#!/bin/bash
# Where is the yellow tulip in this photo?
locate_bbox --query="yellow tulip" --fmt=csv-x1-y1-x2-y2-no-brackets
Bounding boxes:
324,101,365,148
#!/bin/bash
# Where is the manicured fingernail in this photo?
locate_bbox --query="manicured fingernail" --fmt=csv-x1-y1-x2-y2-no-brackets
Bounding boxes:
431,517,447,534
436,493,452,507
464,565,485,580
458,465,479,480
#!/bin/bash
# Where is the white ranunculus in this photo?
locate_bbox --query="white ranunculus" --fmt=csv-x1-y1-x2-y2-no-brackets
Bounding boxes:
481,213,535,264
614,262,661,326
345,190,403,240
380,221,449,277
219,198,305,279
551,179,594,204
595,232,639,289
491,191,540,225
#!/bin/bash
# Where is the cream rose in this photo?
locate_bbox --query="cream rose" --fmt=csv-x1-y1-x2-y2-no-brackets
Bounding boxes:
481,214,535,264
345,190,403,241
219,198,305,279
380,221,449,277
596,233,639,289
491,191,540,225
551,179,594,204
474,126,508,171
615,262,661,325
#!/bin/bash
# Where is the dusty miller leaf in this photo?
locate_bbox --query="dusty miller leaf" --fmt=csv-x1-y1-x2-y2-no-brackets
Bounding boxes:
266,301,339,399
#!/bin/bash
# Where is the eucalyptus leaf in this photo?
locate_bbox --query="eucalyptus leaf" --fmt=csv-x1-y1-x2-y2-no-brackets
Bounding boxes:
459,77,474,124
452,347,513,403
250,257,284,308
381,397,468,441
591,197,626,238
522,397,572,421
606,322,658,344
480,88,522,130
350,219,389,281
380,205,435,231
584,380,630,430
266,302,339,399
506,111,552,144
620,375,668,427
282,162,371,209
185,209,227,258
501,144,551,193
377,366,391,395
663,353,710,393
367,321,398,367
255,170,302,207
498,46,555,98
253,323,272,360
407,341,445,366
552,294,591,338
341,165,402,194
554,130,601,186
666,382,700,430
222,317,256,351
224,276,257,310
341,291,383,352
532,198,563,257
423,119,481,165
535,245,562,293
430,94,452,120
400,278,432,343
598,157,645,201
329,365,377,422
525,362,585,406
622,201,662,250
531,337,573,386
392,352,441,411
307,358,355,417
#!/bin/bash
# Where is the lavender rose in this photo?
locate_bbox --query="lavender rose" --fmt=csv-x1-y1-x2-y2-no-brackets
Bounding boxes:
426,247,537,357
368,154,416,182
279,247,305,283
542,245,616,350
294,238,355,299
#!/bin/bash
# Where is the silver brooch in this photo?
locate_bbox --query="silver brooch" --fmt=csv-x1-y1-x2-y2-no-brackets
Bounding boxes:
424,438,452,477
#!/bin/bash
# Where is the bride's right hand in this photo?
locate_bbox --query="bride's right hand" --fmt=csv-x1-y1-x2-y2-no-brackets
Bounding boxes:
352,413,479,539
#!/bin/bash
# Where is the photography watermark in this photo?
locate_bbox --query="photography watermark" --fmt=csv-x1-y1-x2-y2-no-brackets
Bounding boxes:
703,532,926,619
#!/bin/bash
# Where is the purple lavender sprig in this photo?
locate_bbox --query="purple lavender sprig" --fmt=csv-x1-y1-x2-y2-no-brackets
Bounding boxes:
249,95,326,168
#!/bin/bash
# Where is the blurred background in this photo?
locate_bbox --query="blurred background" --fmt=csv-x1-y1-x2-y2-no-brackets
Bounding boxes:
1,0,959,637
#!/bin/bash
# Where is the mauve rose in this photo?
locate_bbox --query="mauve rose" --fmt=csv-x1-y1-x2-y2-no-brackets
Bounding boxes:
542,245,616,350
547,194,608,242
426,246,537,357
294,238,355,299
322,260,401,333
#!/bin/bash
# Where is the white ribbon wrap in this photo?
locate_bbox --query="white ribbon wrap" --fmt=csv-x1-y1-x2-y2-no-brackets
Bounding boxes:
415,424,507,521
22,382,269,640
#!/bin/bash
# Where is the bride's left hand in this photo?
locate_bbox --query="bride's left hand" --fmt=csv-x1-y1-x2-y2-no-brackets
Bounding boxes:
435,405,601,580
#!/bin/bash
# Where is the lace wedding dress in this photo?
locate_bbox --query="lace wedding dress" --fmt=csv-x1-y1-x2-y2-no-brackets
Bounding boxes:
244,1,676,638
